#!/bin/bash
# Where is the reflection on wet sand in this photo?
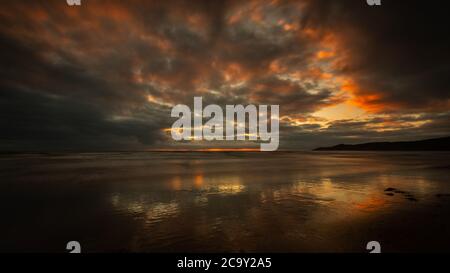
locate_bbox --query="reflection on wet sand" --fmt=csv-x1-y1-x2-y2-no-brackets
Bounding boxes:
1,152,450,252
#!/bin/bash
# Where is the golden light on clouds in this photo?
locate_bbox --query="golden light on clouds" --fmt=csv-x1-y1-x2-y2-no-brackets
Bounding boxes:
0,0,448,151
314,102,366,122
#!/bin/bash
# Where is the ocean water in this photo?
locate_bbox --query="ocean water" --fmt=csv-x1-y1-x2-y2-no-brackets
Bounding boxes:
0,151,450,253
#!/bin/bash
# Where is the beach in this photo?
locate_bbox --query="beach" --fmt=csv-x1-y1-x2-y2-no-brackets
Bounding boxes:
0,151,449,253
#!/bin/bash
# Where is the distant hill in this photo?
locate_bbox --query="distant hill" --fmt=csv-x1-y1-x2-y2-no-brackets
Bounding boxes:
314,136,450,151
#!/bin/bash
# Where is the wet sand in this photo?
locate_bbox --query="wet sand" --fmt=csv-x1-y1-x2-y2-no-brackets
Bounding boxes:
0,151,449,253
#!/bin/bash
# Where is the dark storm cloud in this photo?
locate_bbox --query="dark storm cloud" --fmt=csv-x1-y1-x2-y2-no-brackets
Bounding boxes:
0,0,449,151
248,76,342,114
301,0,450,112
0,16,168,151
0,86,165,151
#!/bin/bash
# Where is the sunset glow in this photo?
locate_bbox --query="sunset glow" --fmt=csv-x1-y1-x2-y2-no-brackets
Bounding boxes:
0,0,448,151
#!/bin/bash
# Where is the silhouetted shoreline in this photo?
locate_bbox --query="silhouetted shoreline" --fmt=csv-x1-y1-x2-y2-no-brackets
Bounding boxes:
314,136,450,151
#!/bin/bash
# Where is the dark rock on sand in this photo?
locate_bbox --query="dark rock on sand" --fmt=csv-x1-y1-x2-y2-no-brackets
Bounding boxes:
384,188,418,201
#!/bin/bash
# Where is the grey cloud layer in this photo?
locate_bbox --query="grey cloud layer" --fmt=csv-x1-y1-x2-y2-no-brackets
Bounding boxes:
0,0,448,151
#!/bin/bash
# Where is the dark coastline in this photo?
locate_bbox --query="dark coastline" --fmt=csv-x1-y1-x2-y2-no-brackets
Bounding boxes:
314,136,450,151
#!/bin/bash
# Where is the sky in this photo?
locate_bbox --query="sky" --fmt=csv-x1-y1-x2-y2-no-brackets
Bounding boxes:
0,0,449,151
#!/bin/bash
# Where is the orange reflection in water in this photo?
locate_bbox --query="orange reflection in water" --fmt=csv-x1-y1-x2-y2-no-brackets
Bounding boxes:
354,196,387,212
193,173,246,195
194,174,204,188
170,176,182,191
289,176,390,217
